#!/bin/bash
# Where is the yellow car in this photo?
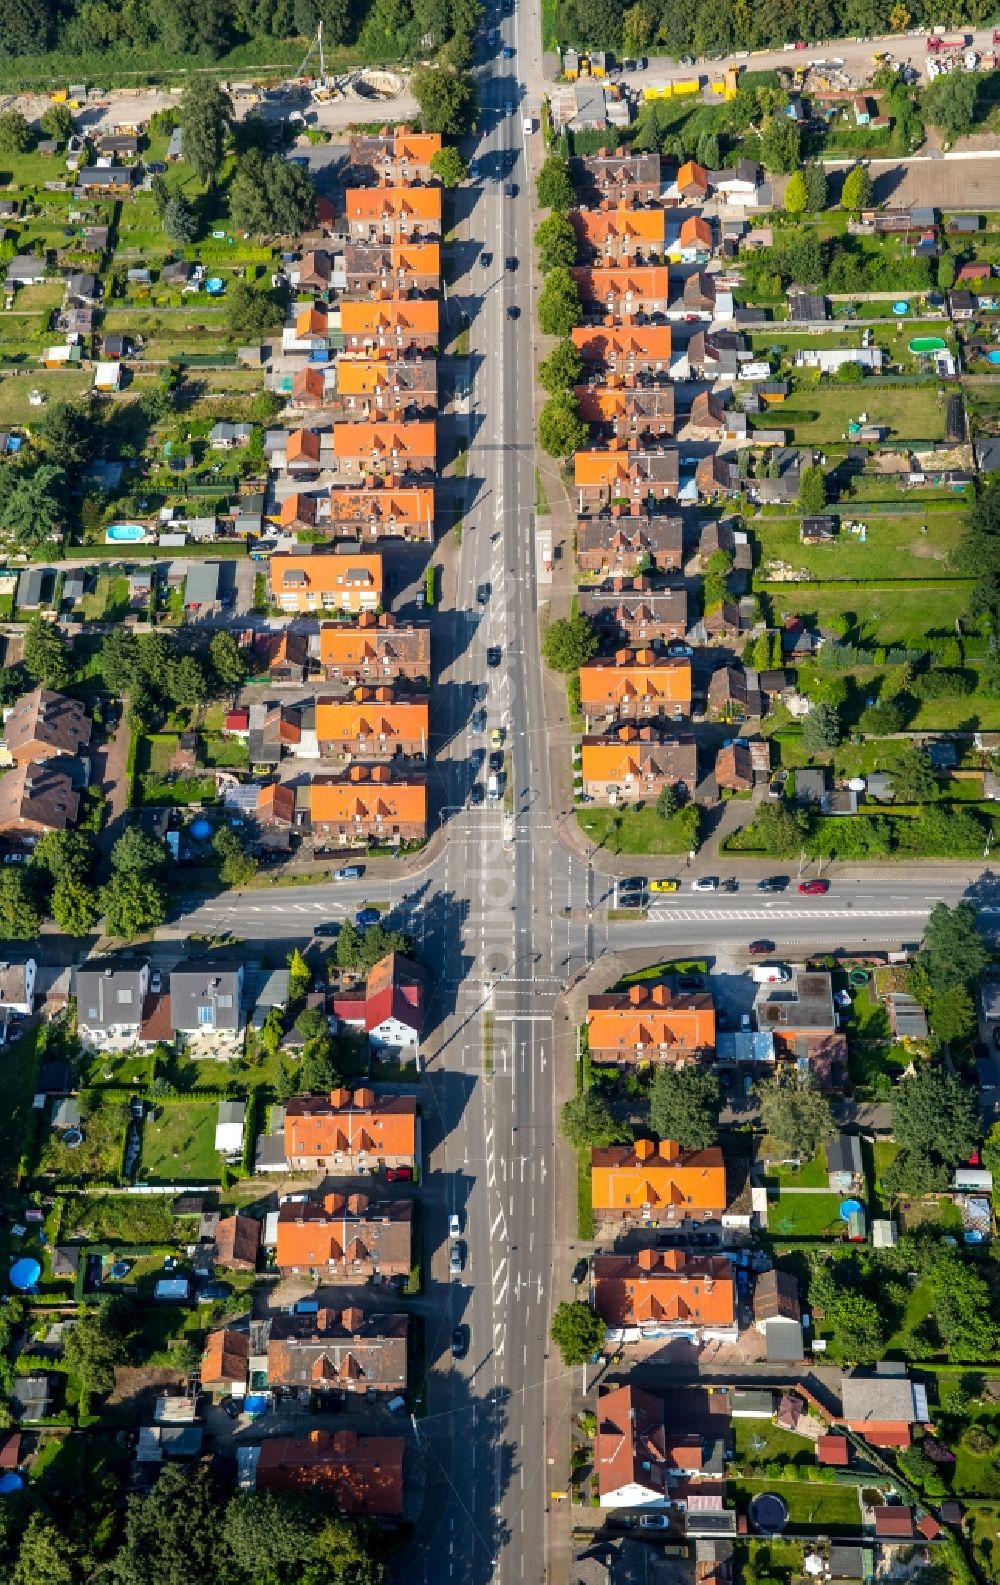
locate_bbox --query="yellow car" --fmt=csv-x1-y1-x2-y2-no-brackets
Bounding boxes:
649,879,680,893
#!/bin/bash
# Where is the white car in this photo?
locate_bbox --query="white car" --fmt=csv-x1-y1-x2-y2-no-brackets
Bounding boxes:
448,1213,462,1239
639,1513,669,1530
690,877,718,892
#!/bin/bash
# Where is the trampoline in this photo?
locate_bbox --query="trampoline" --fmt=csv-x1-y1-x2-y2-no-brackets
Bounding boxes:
110,1260,131,1279
62,1128,83,1149
750,1493,789,1534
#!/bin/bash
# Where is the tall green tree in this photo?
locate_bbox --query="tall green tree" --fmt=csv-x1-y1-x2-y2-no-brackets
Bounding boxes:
108,1464,220,1585
535,154,575,212
51,877,100,937
798,464,827,515
38,401,93,468
761,117,800,173
12,1514,77,1585
538,266,583,336
538,391,589,458
179,78,231,187
230,151,315,236
31,829,94,884
0,464,65,548
0,109,31,154
223,1492,313,1582
841,163,873,211
757,1073,833,1160
550,1300,604,1365
649,1065,720,1150
534,212,577,273
538,337,584,394
542,613,598,672
892,1065,978,1167
917,901,989,996
560,1090,624,1149
923,70,977,138
213,826,259,887
411,66,477,135
209,630,246,690
803,164,828,210
39,103,74,143
63,1296,129,1397
429,145,467,186
0,869,41,940
336,918,411,972
784,169,808,214
162,193,198,246
111,825,166,876
748,801,810,859
23,616,70,689
225,279,276,339
802,699,841,752
99,873,167,940
831,1293,887,1365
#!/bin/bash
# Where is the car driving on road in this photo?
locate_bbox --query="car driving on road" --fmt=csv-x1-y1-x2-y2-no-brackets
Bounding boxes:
799,879,830,894
756,876,787,893
748,939,775,955
449,1213,462,1238
691,877,718,892
487,645,502,667
356,908,380,926
451,1326,467,1358
477,583,491,605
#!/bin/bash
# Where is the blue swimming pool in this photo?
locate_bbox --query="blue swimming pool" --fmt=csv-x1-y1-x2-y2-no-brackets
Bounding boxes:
106,523,145,542
988,351,1000,366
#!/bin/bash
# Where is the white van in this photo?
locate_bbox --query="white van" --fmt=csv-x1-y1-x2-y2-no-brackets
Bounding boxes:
750,963,791,984
487,772,500,801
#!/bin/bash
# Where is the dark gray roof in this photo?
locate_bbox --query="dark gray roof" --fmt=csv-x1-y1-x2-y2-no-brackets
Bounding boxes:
764,1318,805,1363
185,562,221,604
77,960,146,1028
826,1132,863,1176
169,961,242,1032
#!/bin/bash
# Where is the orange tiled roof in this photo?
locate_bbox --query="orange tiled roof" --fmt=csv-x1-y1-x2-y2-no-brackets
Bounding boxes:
572,206,666,247
573,265,670,298
325,485,434,526
285,1087,417,1162
315,697,429,743
346,185,442,222
392,241,441,274
333,420,436,461
678,160,708,191
579,654,692,708
575,450,632,488
581,740,668,781
287,428,321,464
591,1138,727,1213
587,983,715,1052
295,305,328,337
593,1248,735,1327
310,773,427,827
271,552,384,597
571,324,672,361
680,215,712,247
339,298,440,336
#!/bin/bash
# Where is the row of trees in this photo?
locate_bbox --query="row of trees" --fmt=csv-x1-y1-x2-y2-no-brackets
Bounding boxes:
0,1460,383,1585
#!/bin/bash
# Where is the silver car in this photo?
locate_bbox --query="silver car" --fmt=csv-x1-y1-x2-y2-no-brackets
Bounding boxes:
449,1241,465,1276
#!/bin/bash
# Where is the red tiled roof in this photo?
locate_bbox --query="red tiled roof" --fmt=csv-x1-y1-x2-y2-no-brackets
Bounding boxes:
817,1434,849,1466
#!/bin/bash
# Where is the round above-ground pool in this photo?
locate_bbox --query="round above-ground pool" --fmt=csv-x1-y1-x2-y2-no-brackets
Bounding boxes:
9,1258,40,1292
892,301,909,315
110,1260,131,1279
105,523,146,542
849,967,869,987
988,351,1000,365
205,277,225,294
839,1197,864,1221
909,336,946,353
750,1493,789,1535
190,817,212,840
62,1128,83,1149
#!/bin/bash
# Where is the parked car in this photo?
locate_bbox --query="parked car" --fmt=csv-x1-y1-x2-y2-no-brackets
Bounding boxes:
386,1166,414,1182
748,939,774,955
750,963,791,984
449,1242,465,1276
570,1257,589,1286
150,969,162,994
470,783,485,805
356,908,380,926
220,1396,241,1420
472,708,487,733
639,1514,669,1530
756,876,787,893
489,750,503,773
334,866,363,881
449,1213,462,1239
451,1326,468,1358
799,878,829,894
649,879,679,893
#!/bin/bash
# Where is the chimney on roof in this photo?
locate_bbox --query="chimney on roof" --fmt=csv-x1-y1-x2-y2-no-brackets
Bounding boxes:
637,1247,656,1271
628,984,644,1006
634,1138,655,1160
354,1086,376,1108
651,985,668,1006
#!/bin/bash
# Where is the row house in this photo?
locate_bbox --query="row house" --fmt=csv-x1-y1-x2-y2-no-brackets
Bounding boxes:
295,249,332,293
570,204,666,265
348,129,443,185
269,550,384,615
315,690,430,759
325,483,435,541
593,1248,736,1337
335,357,438,419
275,1191,412,1280
263,1307,408,1397
591,1137,728,1224
571,323,672,375
578,650,693,726
576,512,682,577
572,265,670,318
574,382,675,441
575,446,679,511
579,728,697,805
319,615,431,685
576,578,689,647
289,365,333,409
339,296,439,356
686,390,727,440
344,183,442,243
254,1428,404,1516
284,1086,417,1173
310,765,427,844
570,149,661,206
587,982,715,1064
342,241,441,296
332,419,436,481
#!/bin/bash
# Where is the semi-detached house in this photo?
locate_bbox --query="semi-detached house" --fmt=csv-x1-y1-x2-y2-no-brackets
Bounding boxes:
339,298,439,356
591,1137,728,1224
344,183,442,242
262,1307,408,1396
320,614,431,684
580,729,697,806
315,691,430,760
76,959,149,1049
571,264,670,318
571,323,672,374
332,419,436,480
593,1248,736,1338
578,651,692,727
342,241,441,295
348,129,443,184
575,446,679,511
576,513,682,575
284,1087,417,1173
570,205,666,263
335,359,439,420
309,766,427,845
323,484,435,540
275,1191,412,1279
587,982,715,1063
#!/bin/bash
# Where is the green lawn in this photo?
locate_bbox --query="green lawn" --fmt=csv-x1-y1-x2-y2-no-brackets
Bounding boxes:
80,573,131,621
575,805,700,856
762,1149,829,1188
138,1102,221,1184
773,384,947,444
754,511,965,582
728,1478,862,1533
767,1193,847,1238
37,1099,127,1184
0,1023,45,1190
733,1420,818,1470
0,370,93,422
965,1505,1000,1582
763,579,975,645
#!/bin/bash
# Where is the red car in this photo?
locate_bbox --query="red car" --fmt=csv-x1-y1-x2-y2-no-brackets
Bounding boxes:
798,879,829,895
385,1166,414,1182
748,939,775,955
